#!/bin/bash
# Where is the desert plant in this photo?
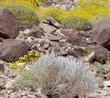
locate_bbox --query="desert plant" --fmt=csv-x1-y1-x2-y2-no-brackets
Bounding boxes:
38,6,64,22
37,0,110,31
8,50,40,70
78,0,110,7
96,64,110,74
7,4,39,29
61,15,92,31
38,6,93,31
0,0,41,10
16,52,96,98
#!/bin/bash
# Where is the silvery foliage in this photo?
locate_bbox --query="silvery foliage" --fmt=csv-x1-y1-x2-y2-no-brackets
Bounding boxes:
16,52,96,96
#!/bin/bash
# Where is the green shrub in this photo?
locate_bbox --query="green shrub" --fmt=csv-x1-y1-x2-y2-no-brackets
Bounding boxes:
78,0,110,6
61,15,92,31
7,4,40,29
96,64,110,74
16,52,96,97
0,0,42,10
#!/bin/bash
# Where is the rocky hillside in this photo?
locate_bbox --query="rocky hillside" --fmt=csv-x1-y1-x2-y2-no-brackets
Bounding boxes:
0,0,110,98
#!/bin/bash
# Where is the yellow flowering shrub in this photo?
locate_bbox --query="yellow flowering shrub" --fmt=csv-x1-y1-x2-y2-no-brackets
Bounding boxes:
37,0,110,30
8,50,41,70
1,0,110,30
61,14,92,30
78,0,110,7
0,0,41,11
76,0,110,21
37,6,67,21
37,6,92,30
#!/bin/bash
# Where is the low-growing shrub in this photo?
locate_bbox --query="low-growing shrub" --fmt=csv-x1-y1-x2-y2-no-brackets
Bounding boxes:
61,15,92,31
96,64,110,74
38,6,92,31
7,4,40,29
37,0,110,31
38,6,65,22
16,52,96,97
78,0,110,7
0,0,42,10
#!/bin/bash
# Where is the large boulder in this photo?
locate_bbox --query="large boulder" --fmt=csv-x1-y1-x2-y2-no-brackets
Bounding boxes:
88,45,110,63
0,8,19,39
0,39,29,62
91,17,110,50
93,45,110,63
63,29,86,46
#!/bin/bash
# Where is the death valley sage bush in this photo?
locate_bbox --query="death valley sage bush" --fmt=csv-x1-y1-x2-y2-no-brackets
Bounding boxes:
16,52,97,98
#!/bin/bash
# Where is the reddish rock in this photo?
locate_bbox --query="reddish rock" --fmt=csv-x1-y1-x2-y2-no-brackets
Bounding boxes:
92,45,110,63
0,39,29,62
64,29,81,45
67,46,86,58
91,17,110,50
0,8,19,38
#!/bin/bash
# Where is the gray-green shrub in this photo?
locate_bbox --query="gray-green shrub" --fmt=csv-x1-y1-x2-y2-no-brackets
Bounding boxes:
16,52,96,97
61,15,92,31
7,4,39,29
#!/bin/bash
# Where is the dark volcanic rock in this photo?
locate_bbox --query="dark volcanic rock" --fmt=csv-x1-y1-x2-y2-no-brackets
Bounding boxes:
91,17,110,50
0,39,29,62
64,29,86,46
0,8,19,39
92,45,110,63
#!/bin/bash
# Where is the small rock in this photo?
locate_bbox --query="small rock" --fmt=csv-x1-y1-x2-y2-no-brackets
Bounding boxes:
103,81,110,87
54,29,65,39
27,95,35,98
46,34,61,41
0,75,9,89
104,72,110,80
26,37,34,43
55,2,75,10
44,17,62,29
67,46,86,58
85,52,95,62
59,39,67,47
40,23,56,34
58,49,67,56
5,79,16,89
0,60,5,73
22,29,31,35
35,88,47,98
64,29,83,46
31,26,44,38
